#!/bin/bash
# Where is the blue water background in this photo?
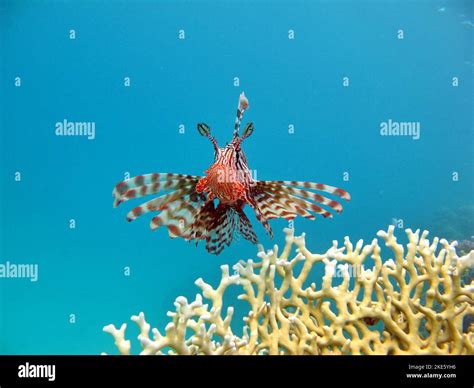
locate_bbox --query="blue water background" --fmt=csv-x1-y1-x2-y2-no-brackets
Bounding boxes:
0,0,472,354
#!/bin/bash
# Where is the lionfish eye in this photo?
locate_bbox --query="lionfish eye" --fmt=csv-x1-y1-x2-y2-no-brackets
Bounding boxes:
242,122,254,139
197,123,211,137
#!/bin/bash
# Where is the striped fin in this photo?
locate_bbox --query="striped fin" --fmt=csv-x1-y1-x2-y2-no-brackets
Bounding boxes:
113,173,199,197
187,200,216,241
205,205,237,255
113,171,212,245
259,183,344,213
149,191,207,239
116,181,196,209
178,201,256,254
113,173,200,207
255,188,334,218
128,187,204,222
253,193,316,220
235,207,258,244
247,196,274,239
250,180,350,224
259,180,351,201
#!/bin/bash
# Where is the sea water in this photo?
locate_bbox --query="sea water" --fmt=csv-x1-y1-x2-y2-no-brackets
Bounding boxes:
0,0,472,354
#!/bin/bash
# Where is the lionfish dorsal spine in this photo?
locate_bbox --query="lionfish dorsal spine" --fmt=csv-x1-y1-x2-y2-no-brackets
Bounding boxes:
233,92,249,138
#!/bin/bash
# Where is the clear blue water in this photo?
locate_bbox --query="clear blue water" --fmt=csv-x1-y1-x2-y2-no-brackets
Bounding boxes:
0,0,472,354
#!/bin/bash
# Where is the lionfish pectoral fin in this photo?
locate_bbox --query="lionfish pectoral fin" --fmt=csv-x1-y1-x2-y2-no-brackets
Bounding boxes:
112,173,200,208
112,172,210,244
235,207,258,244
247,197,274,239
250,180,350,222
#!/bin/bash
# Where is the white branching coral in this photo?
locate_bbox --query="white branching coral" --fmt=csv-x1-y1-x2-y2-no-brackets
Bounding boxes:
103,226,474,355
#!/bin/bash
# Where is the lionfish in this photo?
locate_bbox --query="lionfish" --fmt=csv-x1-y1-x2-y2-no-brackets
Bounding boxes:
112,93,350,254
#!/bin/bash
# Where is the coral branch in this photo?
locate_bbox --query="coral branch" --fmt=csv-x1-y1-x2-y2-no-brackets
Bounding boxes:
104,227,474,355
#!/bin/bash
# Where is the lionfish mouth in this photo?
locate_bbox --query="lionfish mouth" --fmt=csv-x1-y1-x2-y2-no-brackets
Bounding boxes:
112,93,350,254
